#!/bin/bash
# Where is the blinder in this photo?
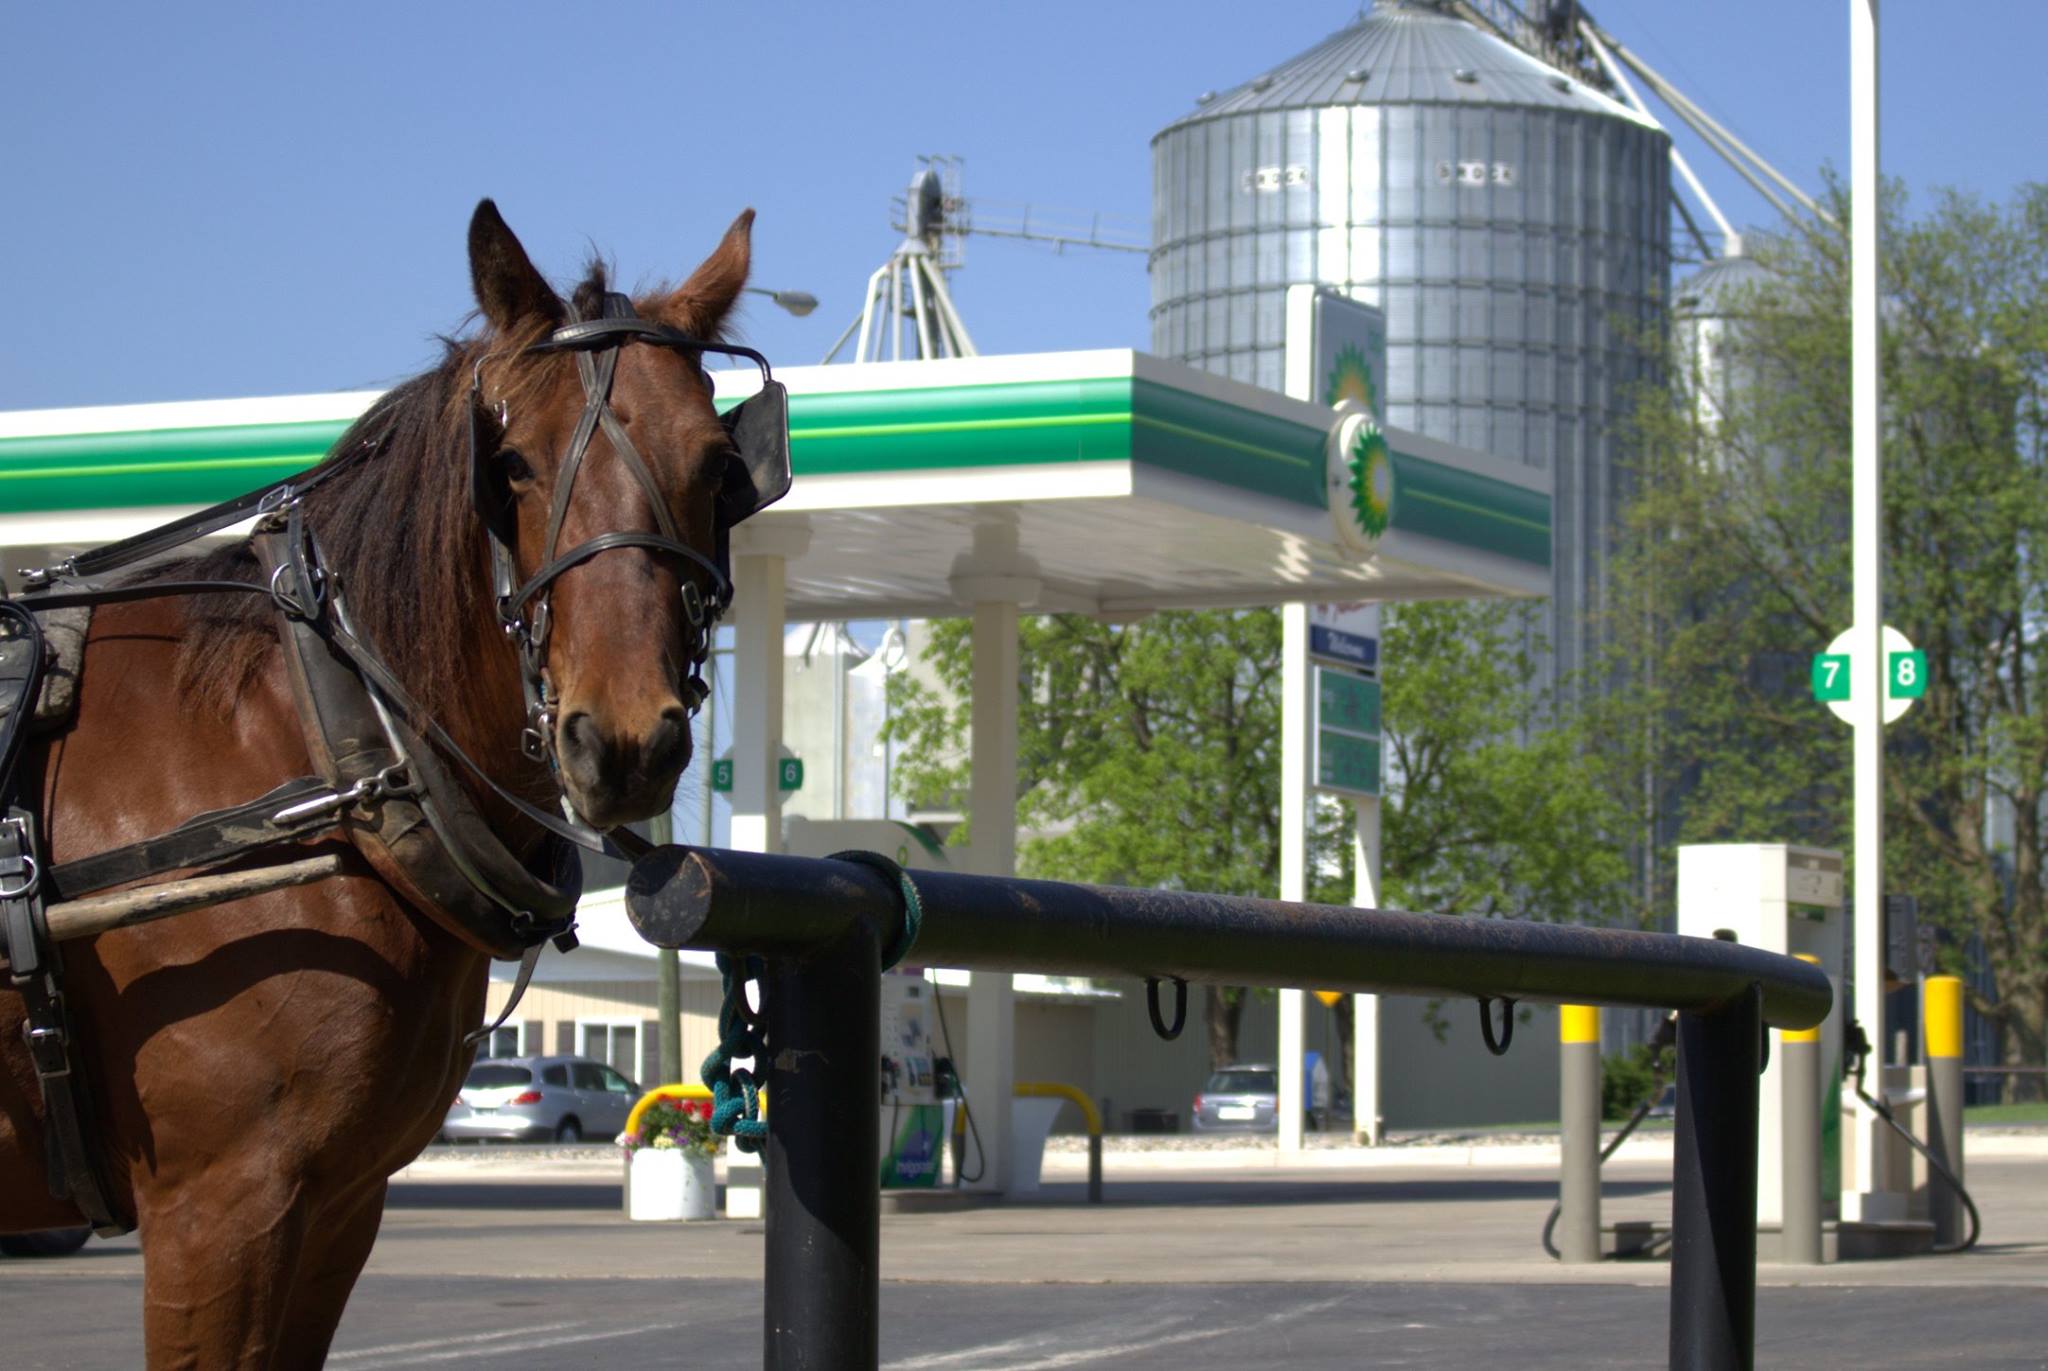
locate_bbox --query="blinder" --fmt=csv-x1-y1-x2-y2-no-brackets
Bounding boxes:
716,374,792,528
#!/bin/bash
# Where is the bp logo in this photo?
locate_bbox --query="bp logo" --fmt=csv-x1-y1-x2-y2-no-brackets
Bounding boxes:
1323,342,1380,413
1327,404,1392,556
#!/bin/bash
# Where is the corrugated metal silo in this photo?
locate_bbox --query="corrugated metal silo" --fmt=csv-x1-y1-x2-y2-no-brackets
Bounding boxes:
1674,252,1775,433
1150,0,1671,685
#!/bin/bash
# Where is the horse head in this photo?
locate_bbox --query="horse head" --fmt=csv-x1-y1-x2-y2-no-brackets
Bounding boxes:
464,200,770,828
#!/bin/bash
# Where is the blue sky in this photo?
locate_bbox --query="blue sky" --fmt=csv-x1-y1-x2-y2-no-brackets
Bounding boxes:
4,1,2040,410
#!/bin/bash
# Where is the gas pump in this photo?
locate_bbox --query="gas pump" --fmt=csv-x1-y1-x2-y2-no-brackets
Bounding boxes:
783,817,957,1189
1676,844,1846,1227
878,972,943,1187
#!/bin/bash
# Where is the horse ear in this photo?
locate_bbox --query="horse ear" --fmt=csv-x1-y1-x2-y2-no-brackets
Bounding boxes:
468,199,563,334
656,209,754,338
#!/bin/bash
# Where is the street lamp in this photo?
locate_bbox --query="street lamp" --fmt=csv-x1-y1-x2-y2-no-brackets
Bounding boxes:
745,286,818,317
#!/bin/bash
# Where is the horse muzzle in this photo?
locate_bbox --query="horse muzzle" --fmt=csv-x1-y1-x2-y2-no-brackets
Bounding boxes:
554,703,691,828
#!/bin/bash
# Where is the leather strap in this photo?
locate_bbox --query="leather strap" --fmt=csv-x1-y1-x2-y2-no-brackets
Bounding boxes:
35,431,383,586
3,807,130,1235
464,940,544,1048
0,603,46,786
43,777,338,901
505,531,728,624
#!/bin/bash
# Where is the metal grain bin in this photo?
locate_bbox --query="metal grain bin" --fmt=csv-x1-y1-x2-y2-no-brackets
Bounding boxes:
1150,0,1671,684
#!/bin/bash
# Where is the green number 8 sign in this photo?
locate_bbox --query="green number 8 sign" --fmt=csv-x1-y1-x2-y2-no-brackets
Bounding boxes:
1890,649,1926,700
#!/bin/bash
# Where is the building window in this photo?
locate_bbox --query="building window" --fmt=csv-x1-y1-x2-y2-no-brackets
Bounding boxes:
577,1020,640,1079
482,1021,538,1059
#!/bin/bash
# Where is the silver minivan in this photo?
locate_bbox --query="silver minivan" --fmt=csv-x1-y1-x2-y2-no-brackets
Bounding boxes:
440,1055,640,1143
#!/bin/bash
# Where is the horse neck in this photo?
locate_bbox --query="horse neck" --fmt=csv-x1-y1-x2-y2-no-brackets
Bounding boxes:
324,459,554,847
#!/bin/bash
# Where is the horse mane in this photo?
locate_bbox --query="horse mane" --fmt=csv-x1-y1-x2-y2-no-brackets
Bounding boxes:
168,264,620,719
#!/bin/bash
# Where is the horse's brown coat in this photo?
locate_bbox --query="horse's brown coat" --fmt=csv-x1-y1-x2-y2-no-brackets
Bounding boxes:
0,202,752,1367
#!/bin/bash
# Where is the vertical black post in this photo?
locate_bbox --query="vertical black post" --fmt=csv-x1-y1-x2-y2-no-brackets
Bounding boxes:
764,921,881,1371
1669,983,1762,1371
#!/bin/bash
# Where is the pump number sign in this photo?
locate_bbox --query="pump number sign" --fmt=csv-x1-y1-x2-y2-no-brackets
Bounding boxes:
1314,668,1381,798
711,754,804,793
1812,625,1923,725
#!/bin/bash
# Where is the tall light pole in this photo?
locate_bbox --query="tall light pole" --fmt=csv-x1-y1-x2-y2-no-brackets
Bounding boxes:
1847,0,1893,1220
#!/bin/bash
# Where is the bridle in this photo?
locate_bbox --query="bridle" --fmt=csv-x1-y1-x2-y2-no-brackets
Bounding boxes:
467,289,791,774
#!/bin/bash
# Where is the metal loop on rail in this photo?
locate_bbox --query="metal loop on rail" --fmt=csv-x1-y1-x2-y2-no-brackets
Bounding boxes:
0,851,38,902
1478,996,1517,1056
729,954,767,1030
1145,976,1188,1041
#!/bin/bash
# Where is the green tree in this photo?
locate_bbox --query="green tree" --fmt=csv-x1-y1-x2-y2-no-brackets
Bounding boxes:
1614,180,2048,1090
888,609,1321,1067
886,599,1634,1070
1380,600,1634,927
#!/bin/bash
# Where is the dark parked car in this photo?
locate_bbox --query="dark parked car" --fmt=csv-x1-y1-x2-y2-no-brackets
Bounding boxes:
440,1055,640,1143
1,1228,91,1257
1192,1064,1280,1133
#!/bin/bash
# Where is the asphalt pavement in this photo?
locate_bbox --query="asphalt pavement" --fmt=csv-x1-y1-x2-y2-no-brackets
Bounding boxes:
3,1147,2045,1368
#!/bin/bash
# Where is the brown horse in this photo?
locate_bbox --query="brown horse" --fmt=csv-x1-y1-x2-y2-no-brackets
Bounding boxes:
0,201,758,1366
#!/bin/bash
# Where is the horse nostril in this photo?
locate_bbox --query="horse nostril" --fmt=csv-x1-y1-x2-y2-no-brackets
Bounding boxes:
644,707,690,774
559,711,599,762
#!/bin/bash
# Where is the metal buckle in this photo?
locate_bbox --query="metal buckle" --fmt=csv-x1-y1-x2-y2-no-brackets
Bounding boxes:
271,763,422,825
268,562,321,620
370,762,418,800
23,1023,70,1079
257,484,299,516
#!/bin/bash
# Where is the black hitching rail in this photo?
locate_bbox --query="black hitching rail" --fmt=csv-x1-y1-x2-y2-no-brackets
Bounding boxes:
624,844,1832,1371
624,845,1831,1025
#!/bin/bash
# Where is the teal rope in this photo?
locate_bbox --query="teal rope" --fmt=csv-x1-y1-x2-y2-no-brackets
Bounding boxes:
827,849,924,970
701,953,768,1153
696,850,924,1153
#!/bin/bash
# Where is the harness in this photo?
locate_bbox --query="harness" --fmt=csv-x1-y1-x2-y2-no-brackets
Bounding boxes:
0,292,789,1234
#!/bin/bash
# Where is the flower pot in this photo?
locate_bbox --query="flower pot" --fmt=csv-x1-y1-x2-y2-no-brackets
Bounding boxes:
627,1146,717,1221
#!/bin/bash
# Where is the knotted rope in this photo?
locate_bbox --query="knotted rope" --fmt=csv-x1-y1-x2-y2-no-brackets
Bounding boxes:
698,849,925,1152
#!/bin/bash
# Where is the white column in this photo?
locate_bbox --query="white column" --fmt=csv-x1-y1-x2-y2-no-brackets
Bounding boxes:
1277,604,1311,1155
951,527,1036,1195
1846,0,1896,1221
1352,798,1383,1145
728,522,810,855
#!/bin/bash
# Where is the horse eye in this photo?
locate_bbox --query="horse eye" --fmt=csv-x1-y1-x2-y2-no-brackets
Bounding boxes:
497,449,536,486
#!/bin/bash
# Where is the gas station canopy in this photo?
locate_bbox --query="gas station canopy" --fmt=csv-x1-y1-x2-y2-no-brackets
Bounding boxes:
0,349,1547,610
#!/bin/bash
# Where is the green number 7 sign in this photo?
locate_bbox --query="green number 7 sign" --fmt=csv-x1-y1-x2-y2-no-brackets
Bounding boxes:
1811,654,1850,702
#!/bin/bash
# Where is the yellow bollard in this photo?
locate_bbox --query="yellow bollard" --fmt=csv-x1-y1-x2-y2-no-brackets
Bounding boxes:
1557,1005,1601,1262
1781,954,1823,1263
1924,975,1966,1247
